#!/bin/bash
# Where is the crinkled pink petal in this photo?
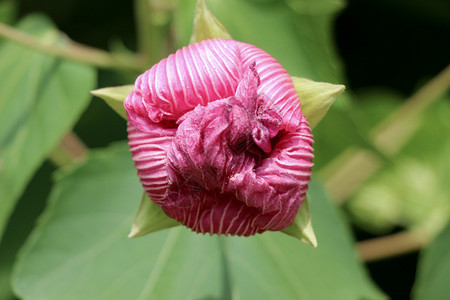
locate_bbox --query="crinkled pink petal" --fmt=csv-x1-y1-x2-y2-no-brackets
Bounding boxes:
125,39,314,236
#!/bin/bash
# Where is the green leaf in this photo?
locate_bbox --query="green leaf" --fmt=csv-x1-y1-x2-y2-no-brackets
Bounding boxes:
287,0,345,82
0,14,96,240
128,192,179,238
291,76,345,128
413,222,450,300
12,143,225,300
91,85,132,120
13,143,384,299
0,162,54,300
282,198,317,247
189,0,231,44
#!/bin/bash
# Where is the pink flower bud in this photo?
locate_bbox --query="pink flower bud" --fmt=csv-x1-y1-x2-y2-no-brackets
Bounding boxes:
125,39,314,236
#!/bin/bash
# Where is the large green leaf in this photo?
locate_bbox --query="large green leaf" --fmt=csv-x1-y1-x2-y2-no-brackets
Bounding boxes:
0,14,96,239
12,143,224,300
0,162,54,300
287,0,345,82
12,143,384,299
412,222,450,300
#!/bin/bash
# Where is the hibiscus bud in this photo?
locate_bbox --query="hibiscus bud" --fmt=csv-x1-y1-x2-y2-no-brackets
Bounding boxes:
125,39,314,236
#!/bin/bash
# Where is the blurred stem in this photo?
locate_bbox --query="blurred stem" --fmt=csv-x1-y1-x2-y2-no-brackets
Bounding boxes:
134,0,153,65
320,64,450,203
49,132,87,167
357,229,429,262
372,64,450,154
134,0,173,66
0,22,145,72
319,147,383,203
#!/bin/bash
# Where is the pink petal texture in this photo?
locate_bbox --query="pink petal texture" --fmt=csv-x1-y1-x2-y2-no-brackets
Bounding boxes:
125,39,314,236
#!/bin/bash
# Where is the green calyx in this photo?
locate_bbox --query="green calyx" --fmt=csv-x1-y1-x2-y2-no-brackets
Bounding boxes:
91,85,133,120
190,0,231,44
292,76,345,129
282,198,318,247
128,192,179,238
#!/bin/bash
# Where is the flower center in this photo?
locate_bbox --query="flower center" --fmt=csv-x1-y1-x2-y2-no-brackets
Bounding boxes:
165,64,282,207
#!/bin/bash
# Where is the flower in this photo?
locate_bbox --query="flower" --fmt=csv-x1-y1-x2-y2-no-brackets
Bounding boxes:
125,39,314,236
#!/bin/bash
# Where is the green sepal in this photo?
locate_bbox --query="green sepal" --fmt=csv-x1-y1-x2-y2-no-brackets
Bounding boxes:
282,198,318,247
128,192,180,238
91,85,133,120
291,76,345,129
189,0,231,44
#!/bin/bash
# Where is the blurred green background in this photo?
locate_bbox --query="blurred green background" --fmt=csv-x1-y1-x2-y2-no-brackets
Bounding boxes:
0,0,449,299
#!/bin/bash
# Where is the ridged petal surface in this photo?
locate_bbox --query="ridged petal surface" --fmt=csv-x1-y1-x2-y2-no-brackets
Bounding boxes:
125,39,314,236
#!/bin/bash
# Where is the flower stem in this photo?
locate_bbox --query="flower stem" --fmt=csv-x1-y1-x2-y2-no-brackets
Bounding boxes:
372,64,450,155
134,0,153,65
320,64,450,203
357,229,429,262
134,0,175,66
0,22,145,72
49,132,87,167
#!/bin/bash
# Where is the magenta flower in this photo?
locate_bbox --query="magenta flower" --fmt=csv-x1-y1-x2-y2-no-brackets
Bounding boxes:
125,39,314,236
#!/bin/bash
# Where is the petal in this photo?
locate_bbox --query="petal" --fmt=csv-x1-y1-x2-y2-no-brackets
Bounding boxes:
239,42,304,131
162,191,269,236
127,122,176,204
126,39,242,125
125,39,305,132
234,61,259,103
231,115,314,230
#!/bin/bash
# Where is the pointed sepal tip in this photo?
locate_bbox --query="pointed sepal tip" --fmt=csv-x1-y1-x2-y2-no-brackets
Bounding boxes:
128,192,179,238
291,76,345,129
282,198,318,247
190,0,231,44
91,85,133,120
